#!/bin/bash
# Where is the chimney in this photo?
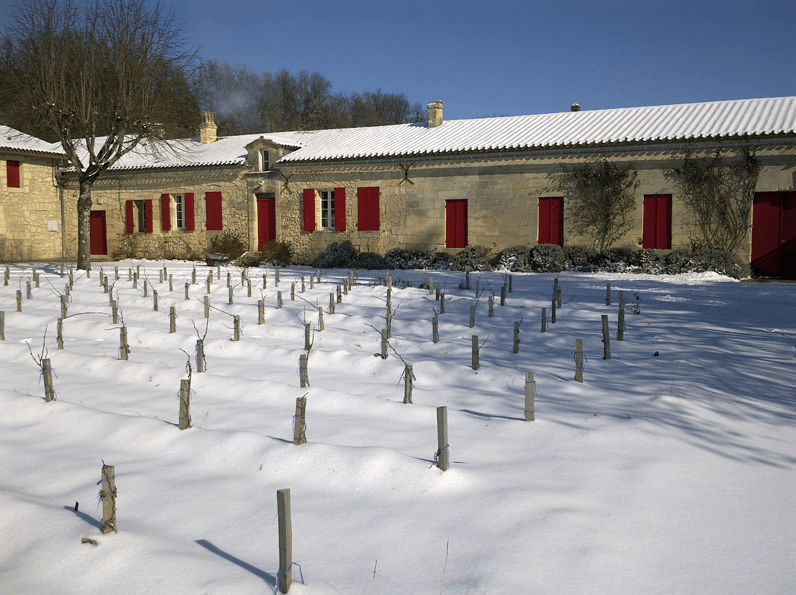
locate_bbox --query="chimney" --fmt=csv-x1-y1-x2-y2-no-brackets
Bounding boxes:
427,101,444,128
199,112,217,144
570,104,581,112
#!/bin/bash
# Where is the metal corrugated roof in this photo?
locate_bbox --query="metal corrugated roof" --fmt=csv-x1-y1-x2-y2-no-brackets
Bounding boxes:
276,96,796,163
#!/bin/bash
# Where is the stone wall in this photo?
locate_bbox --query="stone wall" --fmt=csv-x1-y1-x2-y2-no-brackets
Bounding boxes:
273,143,796,264
60,167,249,261
0,153,63,261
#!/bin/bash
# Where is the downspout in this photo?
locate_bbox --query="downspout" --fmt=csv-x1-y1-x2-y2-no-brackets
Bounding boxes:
55,160,67,261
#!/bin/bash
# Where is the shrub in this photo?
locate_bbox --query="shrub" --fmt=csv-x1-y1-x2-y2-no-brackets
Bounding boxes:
385,249,434,270
312,241,357,268
564,245,598,270
354,251,386,269
530,244,565,272
249,239,292,266
493,246,531,272
208,229,247,258
451,245,492,271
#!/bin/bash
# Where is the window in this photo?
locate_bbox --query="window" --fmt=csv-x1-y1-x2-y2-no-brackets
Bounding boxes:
642,195,672,249
538,197,564,246
6,160,20,188
205,192,223,230
320,189,335,229
259,150,269,171
174,194,186,230
303,187,345,231
445,199,468,249
357,187,380,231
127,199,153,233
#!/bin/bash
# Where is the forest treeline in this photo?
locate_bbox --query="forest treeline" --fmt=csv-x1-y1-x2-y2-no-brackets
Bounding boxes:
195,60,427,135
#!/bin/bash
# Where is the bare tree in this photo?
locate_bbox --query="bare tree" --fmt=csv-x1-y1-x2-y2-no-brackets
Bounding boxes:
0,0,198,269
669,147,761,253
554,160,639,253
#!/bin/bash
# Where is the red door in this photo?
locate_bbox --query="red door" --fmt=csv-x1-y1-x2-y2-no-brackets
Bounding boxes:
89,211,107,255
538,197,563,245
257,195,276,250
752,192,796,278
445,199,467,248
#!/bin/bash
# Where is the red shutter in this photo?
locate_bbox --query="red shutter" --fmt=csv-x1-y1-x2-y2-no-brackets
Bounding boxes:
445,200,467,248
303,189,316,231
144,199,153,233
642,196,655,249
184,193,195,231
161,194,171,231
205,192,223,230
126,200,134,233
335,187,346,231
643,195,672,249
538,198,551,244
6,160,20,188
357,187,380,231
538,197,563,246
658,195,672,249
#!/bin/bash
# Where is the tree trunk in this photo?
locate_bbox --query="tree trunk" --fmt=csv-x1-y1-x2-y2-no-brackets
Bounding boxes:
76,179,94,270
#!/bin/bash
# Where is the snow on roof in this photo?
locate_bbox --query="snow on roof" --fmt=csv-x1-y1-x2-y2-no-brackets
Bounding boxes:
0,126,65,157
73,96,796,172
277,96,796,163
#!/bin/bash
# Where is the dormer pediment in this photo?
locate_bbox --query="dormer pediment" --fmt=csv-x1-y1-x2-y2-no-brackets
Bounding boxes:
244,136,302,171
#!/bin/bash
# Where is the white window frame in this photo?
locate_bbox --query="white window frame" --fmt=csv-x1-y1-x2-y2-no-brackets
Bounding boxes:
173,194,186,230
259,149,269,172
134,199,146,233
319,189,335,230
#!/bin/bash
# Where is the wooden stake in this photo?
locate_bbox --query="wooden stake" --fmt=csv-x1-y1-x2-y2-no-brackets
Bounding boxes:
602,314,610,359
258,300,265,325
4,266,9,285
0,311,4,340
143,280,148,297
120,326,130,360
169,306,176,333
228,286,234,305
204,295,210,318
472,335,479,370
233,315,241,341
57,318,63,349
196,339,206,373
184,282,190,301
551,296,556,324
386,312,392,339
318,307,324,331
178,379,191,430
488,295,493,317
247,280,252,297
111,300,118,324
525,372,535,421
618,298,625,341
277,291,283,309
60,294,67,318
440,293,445,314
404,364,413,404
153,290,158,311
293,396,307,443
275,267,280,286
469,305,475,328
169,275,173,292
310,276,314,289
328,293,333,314
435,282,440,301
227,272,231,288
336,285,341,303
263,273,267,289
575,339,583,382
432,317,439,343
299,355,309,387
381,329,388,359
159,269,163,284
291,282,295,301
509,275,513,293
436,406,449,471
475,279,479,298
606,282,611,305
16,290,22,312
542,307,547,332
465,268,470,290
277,488,292,594
26,280,31,299
42,357,55,401
500,285,506,306
100,464,117,534
304,323,311,350
513,322,520,353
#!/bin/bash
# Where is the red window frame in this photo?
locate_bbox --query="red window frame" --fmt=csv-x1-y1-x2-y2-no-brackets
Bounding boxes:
357,187,380,231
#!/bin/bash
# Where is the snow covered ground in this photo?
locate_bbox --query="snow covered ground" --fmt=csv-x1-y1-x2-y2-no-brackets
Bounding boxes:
1,261,794,595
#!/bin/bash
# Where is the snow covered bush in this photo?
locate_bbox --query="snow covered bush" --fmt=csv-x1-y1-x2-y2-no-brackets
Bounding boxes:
530,244,566,272
451,245,492,271
493,246,531,272
312,241,357,268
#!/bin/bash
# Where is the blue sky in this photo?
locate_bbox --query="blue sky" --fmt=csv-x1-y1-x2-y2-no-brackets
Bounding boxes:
3,0,795,120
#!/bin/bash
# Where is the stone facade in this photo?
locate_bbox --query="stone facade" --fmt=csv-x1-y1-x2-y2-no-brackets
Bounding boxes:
0,152,64,261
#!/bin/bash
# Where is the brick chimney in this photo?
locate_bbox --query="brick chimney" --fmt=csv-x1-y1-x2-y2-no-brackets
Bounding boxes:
427,101,444,128
199,112,217,144
571,104,581,112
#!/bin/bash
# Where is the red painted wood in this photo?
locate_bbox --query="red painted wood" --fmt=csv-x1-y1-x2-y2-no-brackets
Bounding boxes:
205,192,223,231
89,211,107,255
144,200,153,233
357,187,380,231
751,192,783,276
445,199,467,248
6,160,20,187
184,193,195,231
161,194,171,231
782,193,796,279
538,197,563,245
303,189,316,231
125,200,134,233
643,195,672,249
335,187,346,231
257,195,276,250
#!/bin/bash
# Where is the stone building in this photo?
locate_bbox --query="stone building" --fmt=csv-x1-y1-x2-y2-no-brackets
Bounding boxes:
0,126,66,261
3,97,796,276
